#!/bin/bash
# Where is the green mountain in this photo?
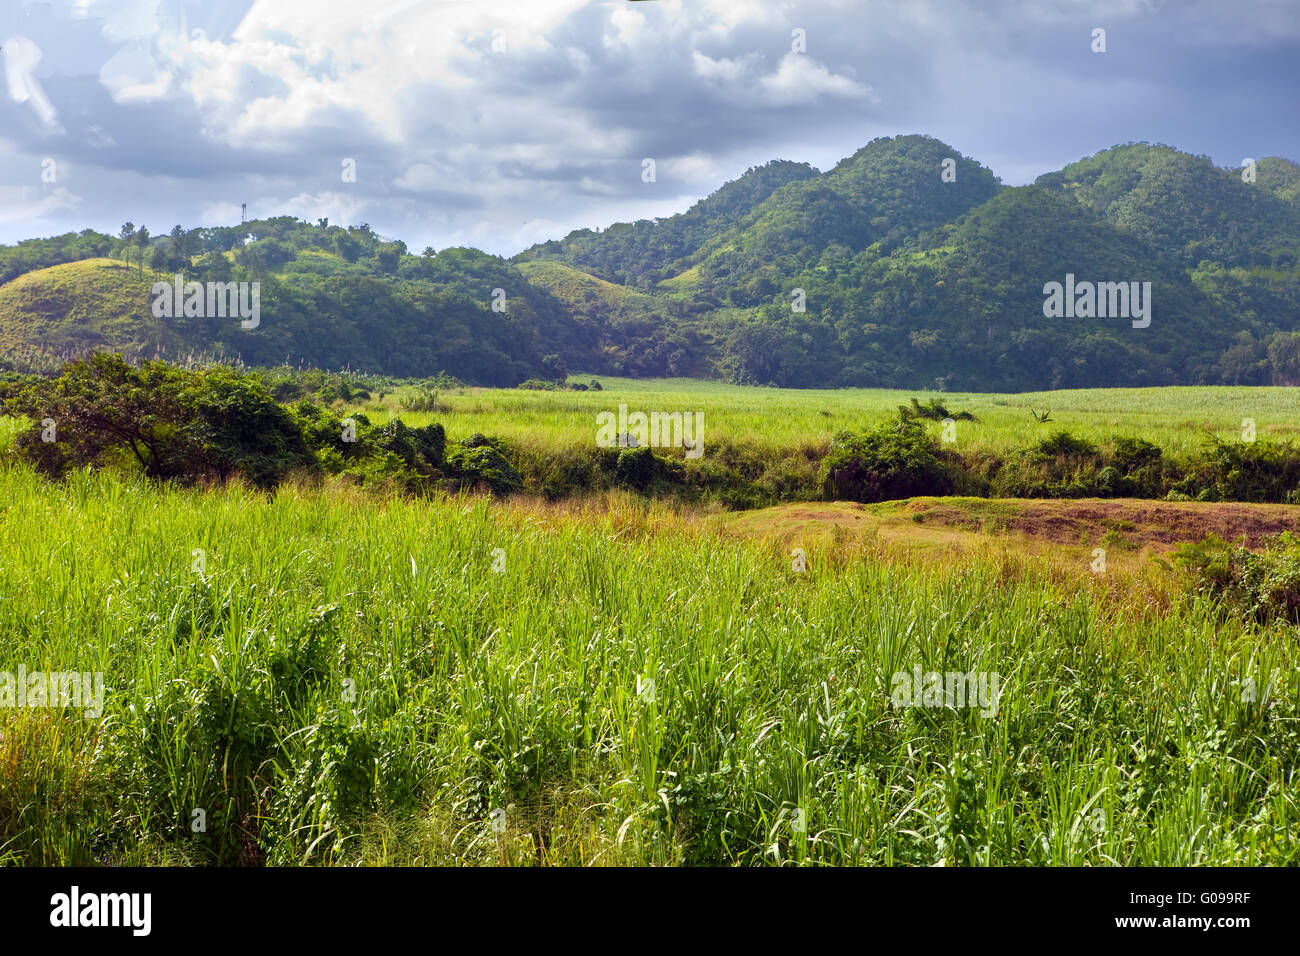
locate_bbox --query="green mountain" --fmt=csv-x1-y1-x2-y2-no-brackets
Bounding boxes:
615,135,1002,307
722,185,1226,390
2,136,1298,389
515,158,819,287
1035,144,1300,267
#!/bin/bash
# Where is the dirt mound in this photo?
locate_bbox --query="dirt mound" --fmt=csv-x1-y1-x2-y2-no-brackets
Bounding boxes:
907,498,1299,549
723,497,1300,555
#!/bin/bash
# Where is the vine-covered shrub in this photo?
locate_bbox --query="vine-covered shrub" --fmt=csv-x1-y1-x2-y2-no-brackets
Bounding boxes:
1175,532,1300,623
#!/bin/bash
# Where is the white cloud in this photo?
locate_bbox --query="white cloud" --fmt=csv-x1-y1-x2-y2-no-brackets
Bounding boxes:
0,0,1292,256
759,53,873,106
197,201,247,227
692,50,756,84
277,191,368,227
0,185,80,223
605,6,645,48
2,35,62,131
393,163,441,192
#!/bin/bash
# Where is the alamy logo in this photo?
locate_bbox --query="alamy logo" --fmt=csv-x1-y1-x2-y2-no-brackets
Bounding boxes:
0,666,104,718
890,666,1002,718
595,404,704,458
50,886,151,936
152,274,260,329
1043,273,1151,328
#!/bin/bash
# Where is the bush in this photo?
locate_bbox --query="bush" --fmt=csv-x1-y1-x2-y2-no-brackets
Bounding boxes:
1033,430,1098,461
1175,532,1300,623
615,446,668,491
1173,437,1300,503
445,436,522,494
533,447,602,499
372,419,446,472
990,432,1166,499
6,354,316,488
1097,436,1167,497
178,368,318,488
820,419,959,502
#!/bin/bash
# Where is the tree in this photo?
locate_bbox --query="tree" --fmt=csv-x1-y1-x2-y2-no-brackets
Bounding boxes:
376,242,403,274
119,222,136,266
168,224,188,268
135,226,151,275
199,249,233,282
5,354,317,487
334,233,362,263
1267,332,1300,386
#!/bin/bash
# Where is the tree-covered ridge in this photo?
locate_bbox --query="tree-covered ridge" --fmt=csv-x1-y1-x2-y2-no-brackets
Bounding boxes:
0,218,598,385
717,186,1230,390
1035,144,1300,268
647,135,1003,306
1,136,1298,389
521,136,1299,389
515,158,819,287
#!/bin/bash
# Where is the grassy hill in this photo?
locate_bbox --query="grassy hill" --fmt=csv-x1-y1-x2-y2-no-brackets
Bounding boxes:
516,259,662,314
0,257,191,359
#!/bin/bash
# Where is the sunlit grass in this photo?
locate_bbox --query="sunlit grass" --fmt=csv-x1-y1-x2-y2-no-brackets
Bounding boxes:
0,462,1295,866
354,378,1298,461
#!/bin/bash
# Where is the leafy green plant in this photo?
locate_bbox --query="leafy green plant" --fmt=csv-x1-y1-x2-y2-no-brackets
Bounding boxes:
820,418,960,502
897,397,977,422
1175,531,1300,623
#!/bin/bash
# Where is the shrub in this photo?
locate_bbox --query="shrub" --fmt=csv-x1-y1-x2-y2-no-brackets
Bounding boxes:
615,446,668,491
177,368,318,488
820,419,959,503
529,447,604,499
445,436,522,494
1173,437,1300,503
1175,532,1300,623
371,419,445,473
1098,436,1167,497
6,354,316,488
1033,430,1098,461
897,397,977,422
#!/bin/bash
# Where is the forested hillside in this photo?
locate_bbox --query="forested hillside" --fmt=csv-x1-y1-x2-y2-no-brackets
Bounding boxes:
2,135,1298,389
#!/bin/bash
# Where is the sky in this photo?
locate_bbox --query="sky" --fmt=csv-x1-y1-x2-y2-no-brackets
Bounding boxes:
1,0,1297,256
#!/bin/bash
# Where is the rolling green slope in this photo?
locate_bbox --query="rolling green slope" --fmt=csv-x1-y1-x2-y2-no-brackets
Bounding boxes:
0,258,190,358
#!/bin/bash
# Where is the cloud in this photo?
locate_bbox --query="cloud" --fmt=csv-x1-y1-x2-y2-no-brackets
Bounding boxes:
758,53,874,106
0,0,1293,258
0,184,80,223
99,42,172,102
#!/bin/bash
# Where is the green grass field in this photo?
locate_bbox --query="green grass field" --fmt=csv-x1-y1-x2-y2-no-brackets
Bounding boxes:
359,378,1300,460
2,449,1297,865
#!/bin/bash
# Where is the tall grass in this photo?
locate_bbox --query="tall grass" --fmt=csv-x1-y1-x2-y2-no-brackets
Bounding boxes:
0,462,1295,865
355,379,1300,462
